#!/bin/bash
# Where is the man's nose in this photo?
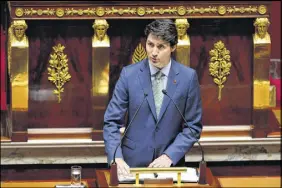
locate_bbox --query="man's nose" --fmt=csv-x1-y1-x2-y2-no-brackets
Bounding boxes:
152,48,159,56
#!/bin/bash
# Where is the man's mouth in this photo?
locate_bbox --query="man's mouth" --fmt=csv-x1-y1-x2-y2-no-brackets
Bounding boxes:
151,58,157,62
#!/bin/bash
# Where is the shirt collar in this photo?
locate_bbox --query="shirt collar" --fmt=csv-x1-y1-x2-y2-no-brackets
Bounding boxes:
149,59,171,77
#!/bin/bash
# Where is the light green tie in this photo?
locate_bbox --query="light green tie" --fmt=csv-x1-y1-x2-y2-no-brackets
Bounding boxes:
152,71,164,119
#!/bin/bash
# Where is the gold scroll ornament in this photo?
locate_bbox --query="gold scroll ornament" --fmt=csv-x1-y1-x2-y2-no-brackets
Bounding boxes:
47,43,71,103
132,43,147,64
209,41,232,101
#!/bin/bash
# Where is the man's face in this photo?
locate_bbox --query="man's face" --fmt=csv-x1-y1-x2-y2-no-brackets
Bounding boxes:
96,25,106,40
176,24,187,38
14,25,25,40
146,33,176,69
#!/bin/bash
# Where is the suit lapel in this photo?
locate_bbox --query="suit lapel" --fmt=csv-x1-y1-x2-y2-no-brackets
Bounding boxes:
157,60,180,122
138,59,158,122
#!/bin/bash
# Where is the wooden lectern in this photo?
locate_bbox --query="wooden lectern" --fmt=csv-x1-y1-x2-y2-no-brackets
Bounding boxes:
95,167,221,187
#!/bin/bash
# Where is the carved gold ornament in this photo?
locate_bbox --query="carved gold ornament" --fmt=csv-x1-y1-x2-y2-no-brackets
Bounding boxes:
218,6,227,15
209,41,232,101
177,6,186,16
37,9,43,15
14,5,266,18
132,43,147,64
96,7,105,16
137,7,146,16
258,5,267,15
105,7,137,15
47,43,71,103
15,8,24,17
56,8,65,17
187,6,217,14
226,6,259,14
20,8,55,16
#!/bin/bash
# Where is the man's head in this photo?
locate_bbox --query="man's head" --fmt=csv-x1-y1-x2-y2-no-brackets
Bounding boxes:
92,19,109,41
144,19,178,69
254,18,270,39
11,20,28,41
175,19,189,39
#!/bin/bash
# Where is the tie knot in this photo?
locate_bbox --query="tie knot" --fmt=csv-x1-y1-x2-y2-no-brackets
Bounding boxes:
155,71,164,80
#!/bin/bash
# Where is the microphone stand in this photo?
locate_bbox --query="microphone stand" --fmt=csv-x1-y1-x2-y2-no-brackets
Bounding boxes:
162,90,207,185
110,92,148,186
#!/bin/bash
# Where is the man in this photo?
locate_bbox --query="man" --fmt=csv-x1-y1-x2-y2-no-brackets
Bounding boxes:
103,19,202,176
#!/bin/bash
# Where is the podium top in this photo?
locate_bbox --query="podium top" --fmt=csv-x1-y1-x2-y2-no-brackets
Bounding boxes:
95,167,221,187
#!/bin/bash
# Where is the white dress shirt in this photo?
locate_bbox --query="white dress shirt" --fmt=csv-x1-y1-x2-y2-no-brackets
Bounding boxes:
148,59,171,90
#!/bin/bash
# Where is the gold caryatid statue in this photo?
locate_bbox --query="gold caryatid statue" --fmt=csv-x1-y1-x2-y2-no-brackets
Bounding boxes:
92,19,110,47
91,19,111,128
175,18,190,46
175,19,190,67
8,20,29,74
253,18,271,43
8,20,28,46
8,20,29,111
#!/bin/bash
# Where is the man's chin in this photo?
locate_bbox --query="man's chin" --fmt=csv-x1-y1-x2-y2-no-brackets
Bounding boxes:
154,63,165,69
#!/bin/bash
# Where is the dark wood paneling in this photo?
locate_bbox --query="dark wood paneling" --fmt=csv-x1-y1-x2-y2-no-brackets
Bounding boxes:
1,164,107,181
252,109,270,138
11,131,27,142
27,20,93,129
189,18,254,125
1,161,280,182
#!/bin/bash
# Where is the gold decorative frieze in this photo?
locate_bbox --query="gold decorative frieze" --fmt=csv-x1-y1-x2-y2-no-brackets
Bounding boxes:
209,41,232,101
132,43,147,64
187,6,217,14
16,8,56,17
226,6,258,14
47,43,71,103
14,5,268,19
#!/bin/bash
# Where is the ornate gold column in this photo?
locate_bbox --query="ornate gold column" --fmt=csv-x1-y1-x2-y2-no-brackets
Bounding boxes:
91,19,110,136
175,19,190,67
252,18,272,138
8,20,29,141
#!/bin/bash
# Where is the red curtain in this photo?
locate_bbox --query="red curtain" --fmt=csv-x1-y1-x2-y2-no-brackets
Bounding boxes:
0,25,7,110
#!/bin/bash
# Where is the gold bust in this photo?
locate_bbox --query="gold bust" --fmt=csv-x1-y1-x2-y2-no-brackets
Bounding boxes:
7,20,29,74
92,19,110,47
10,20,28,42
253,18,270,43
175,19,190,46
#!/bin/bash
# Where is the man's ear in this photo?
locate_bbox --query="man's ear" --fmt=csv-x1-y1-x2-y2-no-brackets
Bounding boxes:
171,45,177,52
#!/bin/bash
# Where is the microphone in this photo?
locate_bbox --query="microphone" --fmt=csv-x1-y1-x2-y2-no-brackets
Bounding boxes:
162,89,207,185
110,91,148,186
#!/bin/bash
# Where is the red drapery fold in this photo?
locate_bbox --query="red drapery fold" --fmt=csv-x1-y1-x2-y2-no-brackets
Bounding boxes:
1,25,7,110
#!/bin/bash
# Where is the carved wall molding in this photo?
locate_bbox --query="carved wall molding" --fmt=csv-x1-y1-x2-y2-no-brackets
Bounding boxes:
9,2,270,19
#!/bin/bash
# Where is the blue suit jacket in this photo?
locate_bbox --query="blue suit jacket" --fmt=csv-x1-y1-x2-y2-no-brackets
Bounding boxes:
103,58,202,167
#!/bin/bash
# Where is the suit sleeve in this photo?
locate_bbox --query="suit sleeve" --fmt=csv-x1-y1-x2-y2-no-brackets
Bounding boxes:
163,70,203,165
103,67,129,165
